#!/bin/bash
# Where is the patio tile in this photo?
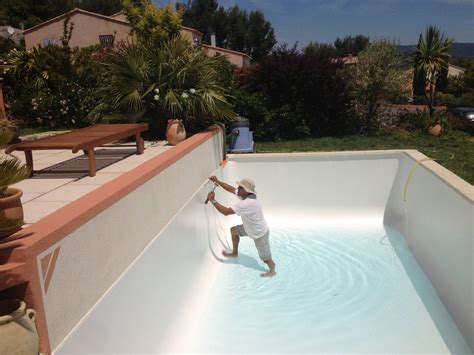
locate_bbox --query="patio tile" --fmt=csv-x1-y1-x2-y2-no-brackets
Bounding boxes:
34,185,99,202
11,178,75,194
23,201,70,224
21,193,42,203
98,161,142,173
72,173,122,186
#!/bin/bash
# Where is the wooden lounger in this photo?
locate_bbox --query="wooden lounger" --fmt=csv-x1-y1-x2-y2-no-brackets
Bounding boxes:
5,123,149,177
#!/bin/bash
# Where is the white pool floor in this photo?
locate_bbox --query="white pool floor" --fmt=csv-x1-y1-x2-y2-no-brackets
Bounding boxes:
56,218,471,354
170,220,471,354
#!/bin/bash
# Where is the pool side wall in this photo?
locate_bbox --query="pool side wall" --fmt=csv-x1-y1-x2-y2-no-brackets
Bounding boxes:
0,127,223,353
384,150,473,351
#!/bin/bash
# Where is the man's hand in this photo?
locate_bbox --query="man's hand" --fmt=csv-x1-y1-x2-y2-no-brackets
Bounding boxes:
209,176,219,184
207,191,215,202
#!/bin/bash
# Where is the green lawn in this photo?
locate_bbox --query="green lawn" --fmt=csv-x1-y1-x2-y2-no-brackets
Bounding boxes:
256,131,474,184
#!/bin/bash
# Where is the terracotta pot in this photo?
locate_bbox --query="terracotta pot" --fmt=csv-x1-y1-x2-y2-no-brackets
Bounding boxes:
0,299,39,355
166,119,186,145
428,121,442,136
0,187,23,239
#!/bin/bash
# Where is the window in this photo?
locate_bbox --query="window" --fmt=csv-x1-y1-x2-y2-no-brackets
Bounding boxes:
99,34,114,46
43,38,59,46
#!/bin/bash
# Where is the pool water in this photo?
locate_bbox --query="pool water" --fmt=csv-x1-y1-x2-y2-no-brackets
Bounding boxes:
174,218,470,354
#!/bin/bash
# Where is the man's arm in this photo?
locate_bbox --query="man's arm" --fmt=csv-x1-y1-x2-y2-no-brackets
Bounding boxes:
212,200,235,216
207,191,235,216
210,176,236,194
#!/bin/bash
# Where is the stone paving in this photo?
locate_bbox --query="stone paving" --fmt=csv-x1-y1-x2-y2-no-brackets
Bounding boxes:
3,139,171,225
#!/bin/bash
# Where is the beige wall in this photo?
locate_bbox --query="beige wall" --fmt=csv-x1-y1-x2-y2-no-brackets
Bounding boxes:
109,12,128,23
180,27,202,47
202,45,251,68
448,65,465,78
24,13,132,50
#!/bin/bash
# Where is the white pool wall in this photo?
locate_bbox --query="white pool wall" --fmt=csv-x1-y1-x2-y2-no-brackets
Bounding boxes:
56,182,225,353
222,152,400,220
40,132,223,350
384,150,474,350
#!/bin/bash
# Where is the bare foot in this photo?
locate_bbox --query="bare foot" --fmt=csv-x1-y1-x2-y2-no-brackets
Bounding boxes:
222,250,238,257
260,270,276,277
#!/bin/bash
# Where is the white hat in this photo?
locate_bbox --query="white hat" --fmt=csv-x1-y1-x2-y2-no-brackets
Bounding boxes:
236,178,256,194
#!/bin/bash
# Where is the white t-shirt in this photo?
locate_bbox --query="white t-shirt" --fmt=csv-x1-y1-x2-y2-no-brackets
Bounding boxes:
232,192,268,239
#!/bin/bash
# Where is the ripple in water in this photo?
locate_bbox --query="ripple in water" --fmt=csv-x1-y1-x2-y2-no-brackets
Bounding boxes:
179,220,470,354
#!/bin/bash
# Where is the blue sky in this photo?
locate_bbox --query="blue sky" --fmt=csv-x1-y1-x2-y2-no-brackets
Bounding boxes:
155,0,474,46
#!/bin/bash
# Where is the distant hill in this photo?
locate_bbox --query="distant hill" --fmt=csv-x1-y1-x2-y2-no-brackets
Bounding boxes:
399,43,474,58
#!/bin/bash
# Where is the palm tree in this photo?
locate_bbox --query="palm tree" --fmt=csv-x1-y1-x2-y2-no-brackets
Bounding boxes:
90,35,235,136
414,26,452,125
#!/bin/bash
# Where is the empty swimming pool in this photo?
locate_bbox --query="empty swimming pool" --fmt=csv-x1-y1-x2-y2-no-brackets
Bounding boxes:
55,153,473,354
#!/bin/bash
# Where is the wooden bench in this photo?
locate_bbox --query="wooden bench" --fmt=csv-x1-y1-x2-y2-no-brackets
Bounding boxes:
5,123,149,177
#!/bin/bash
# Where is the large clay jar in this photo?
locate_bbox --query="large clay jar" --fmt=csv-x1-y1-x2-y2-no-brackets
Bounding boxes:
0,299,39,355
428,121,442,136
0,187,23,239
166,119,186,145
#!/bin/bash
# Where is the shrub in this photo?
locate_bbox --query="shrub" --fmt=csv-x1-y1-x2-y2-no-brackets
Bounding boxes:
397,111,431,131
90,36,235,138
348,40,412,133
236,44,354,140
4,45,107,129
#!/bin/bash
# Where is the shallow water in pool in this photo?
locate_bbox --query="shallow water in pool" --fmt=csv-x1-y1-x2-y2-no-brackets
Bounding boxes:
178,219,470,354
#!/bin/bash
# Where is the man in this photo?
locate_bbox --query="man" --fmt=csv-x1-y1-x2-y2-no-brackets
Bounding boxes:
207,176,276,277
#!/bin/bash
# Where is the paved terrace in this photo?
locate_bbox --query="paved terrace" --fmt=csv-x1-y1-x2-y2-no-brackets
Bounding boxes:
4,139,171,226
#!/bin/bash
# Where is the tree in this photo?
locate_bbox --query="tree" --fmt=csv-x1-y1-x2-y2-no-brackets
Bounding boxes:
0,0,122,28
76,0,123,16
179,0,276,61
246,10,276,62
238,44,353,139
123,0,182,46
414,26,452,123
225,6,248,53
349,40,411,133
334,35,369,56
304,42,337,58
180,0,218,44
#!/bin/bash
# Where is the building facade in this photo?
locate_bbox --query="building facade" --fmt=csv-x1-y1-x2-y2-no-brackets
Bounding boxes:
23,8,250,68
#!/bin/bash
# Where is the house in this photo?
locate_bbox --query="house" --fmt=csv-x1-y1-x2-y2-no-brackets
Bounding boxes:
23,8,132,49
203,44,251,68
23,8,251,68
448,64,465,77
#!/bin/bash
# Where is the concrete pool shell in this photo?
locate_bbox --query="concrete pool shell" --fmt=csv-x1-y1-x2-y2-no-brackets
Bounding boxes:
0,127,472,353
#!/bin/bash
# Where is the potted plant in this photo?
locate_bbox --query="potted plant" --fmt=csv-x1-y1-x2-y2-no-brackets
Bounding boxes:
0,126,30,239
